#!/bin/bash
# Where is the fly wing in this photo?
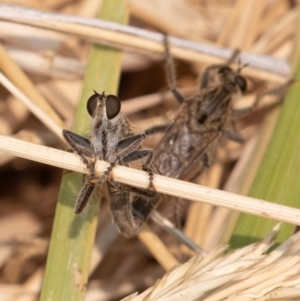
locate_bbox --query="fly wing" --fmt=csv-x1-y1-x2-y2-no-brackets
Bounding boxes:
153,102,191,178
153,97,221,181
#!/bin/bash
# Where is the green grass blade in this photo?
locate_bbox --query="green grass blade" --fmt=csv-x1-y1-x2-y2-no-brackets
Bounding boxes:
40,2,128,300
231,82,300,248
230,39,300,248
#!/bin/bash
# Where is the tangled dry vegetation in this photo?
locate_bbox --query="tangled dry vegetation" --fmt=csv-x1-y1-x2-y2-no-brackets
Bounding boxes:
0,0,299,300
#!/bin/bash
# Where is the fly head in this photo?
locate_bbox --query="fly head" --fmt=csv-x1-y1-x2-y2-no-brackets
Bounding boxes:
87,91,121,120
218,66,247,93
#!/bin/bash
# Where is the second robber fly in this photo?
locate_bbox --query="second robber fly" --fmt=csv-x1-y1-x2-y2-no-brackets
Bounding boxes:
154,47,248,182
133,37,249,221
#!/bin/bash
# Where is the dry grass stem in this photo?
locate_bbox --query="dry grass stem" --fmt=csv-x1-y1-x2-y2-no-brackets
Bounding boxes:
90,219,180,273
128,0,207,41
121,88,194,115
138,223,179,271
250,8,297,54
0,4,290,82
5,45,85,79
0,72,65,141
0,43,64,128
0,134,299,228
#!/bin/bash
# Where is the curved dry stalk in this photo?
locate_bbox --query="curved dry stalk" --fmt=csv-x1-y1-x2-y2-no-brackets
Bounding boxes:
0,4,290,83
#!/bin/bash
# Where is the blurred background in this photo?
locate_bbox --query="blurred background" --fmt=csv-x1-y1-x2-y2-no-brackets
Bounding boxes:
0,0,296,300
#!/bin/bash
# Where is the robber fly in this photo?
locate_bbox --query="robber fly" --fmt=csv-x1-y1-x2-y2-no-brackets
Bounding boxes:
154,54,247,181
132,36,248,221
63,91,159,237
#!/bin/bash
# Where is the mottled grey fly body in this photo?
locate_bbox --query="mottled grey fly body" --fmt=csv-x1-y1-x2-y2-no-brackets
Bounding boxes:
63,91,158,237
154,57,247,182
134,37,249,221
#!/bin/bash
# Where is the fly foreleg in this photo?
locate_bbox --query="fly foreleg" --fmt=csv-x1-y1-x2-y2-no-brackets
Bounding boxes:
62,129,95,177
233,79,293,116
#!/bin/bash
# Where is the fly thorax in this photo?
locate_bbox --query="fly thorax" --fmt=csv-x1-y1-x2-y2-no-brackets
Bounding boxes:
90,108,108,159
104,116,122,162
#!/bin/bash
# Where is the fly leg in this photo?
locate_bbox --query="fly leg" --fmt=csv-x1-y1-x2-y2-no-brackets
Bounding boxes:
96,134,154,187
108,141,159,232
233,79,294,116
163,34,186,104
62,129,98,213
144,124,169,136
74,182,95,214
62,129,95,176
121,149,161,226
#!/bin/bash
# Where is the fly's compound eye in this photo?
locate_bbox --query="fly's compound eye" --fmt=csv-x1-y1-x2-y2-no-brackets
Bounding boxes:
235,75,247,92
106,95,121,119
87,92,100,117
